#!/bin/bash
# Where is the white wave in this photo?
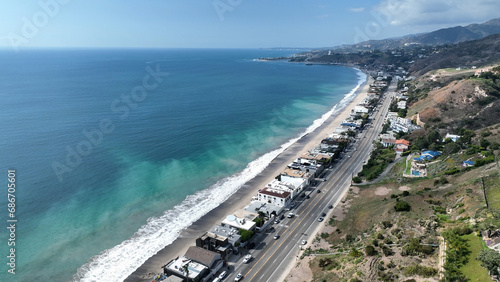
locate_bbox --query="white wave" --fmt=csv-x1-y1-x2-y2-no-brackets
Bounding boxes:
73,70,367,282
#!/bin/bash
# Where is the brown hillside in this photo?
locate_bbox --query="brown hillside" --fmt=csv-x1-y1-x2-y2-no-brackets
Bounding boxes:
408,71,500,130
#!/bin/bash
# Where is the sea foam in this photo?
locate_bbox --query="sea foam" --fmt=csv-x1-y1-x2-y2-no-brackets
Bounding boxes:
73,69,366,282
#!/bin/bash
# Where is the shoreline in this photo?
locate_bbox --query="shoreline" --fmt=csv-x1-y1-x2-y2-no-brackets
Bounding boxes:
127,70,373,282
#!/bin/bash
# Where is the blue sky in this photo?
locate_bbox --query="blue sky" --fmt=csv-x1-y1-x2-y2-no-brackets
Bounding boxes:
0,0,499,49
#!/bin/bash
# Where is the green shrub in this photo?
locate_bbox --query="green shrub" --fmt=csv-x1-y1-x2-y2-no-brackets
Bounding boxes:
382,245,394,256
382,220,393,229
403,264,438,277
394,201,411,212
350,248,362,258
365,245,377,256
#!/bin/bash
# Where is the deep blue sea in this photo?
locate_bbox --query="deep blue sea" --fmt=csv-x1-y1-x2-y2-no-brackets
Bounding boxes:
0,48,364,281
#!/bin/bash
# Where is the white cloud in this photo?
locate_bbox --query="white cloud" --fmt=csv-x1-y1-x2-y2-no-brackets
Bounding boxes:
374,0,500,27
350,7,365,13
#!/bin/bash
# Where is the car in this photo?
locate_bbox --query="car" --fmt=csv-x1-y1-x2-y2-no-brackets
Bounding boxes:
243,254,252,263
301,240,307,245
317,189,321,193
290,203,295,208
321,212,326,217
328,204,333,209
318,217,324,222
287,212,294,218
213,278,221,282
273,233,280,240
306,195,310,199
234,273,243,281
274,219,280,224
218,271,227,279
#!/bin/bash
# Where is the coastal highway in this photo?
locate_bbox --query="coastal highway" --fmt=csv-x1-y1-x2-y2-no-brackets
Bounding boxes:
226,81,397,282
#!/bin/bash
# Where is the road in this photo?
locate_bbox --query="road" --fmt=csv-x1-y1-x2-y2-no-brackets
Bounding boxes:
227,80,397,282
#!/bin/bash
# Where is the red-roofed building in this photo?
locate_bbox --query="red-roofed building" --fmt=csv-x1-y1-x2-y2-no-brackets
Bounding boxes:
257,187,292,207
395,139,410,153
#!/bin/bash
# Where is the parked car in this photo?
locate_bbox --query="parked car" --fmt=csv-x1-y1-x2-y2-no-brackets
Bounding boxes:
218,270,227,279
287,212,294,218
301,240,307,245
273,233,280,240
321,212,326,217
318,217,324,222
328,204,333,209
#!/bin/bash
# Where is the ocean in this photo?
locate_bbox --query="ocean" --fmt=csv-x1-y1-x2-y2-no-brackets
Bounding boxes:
0,48,364,281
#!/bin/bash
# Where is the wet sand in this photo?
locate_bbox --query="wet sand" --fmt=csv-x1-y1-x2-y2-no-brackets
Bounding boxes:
126,74,373,282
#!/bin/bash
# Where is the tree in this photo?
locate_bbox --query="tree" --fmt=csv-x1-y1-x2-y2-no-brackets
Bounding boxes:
239,229,254,242
443,142,461,155
480,138,491,149
365,245,377,256
427,130,441,145
477,248,500,275
394,201,411,212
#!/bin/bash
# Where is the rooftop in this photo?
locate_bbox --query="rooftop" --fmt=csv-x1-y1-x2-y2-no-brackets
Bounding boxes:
281,168,307,178
207,225,241,245
185,246,220,268
165,257,207,279
259,187,291,199
221,209,258,231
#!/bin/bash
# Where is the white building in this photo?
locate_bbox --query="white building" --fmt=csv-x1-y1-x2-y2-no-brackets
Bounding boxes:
257,187,292,208
221,209,258,231
443,133,461,142
281,168,312,189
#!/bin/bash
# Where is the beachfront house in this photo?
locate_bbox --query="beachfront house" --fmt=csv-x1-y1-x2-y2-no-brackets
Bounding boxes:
287,157,324,177
353,106,369,115
196,228,239,259
164,246,224,282
264,179,304,199
257,187,292,208
280,167,313,188
221,209,258,232
320,138,340,152
164,256,208,282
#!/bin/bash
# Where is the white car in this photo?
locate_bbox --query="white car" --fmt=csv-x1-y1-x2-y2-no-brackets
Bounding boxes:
218,270,227,279
243,254,252,263
234,273,243,281
301,240,307,245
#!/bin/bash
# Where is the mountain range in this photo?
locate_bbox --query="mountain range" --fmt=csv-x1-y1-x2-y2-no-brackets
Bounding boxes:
335,17,500,52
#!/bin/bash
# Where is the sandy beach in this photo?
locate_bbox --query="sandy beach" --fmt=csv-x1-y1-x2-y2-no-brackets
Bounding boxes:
127,73,374,282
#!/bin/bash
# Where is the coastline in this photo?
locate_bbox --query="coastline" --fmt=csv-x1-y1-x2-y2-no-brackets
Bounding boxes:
127,70,373,282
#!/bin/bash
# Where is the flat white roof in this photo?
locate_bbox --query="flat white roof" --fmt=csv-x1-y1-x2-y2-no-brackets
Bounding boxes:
166,257,207,279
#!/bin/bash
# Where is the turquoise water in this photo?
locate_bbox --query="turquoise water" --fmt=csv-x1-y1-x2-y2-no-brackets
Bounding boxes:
0,49,363,281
